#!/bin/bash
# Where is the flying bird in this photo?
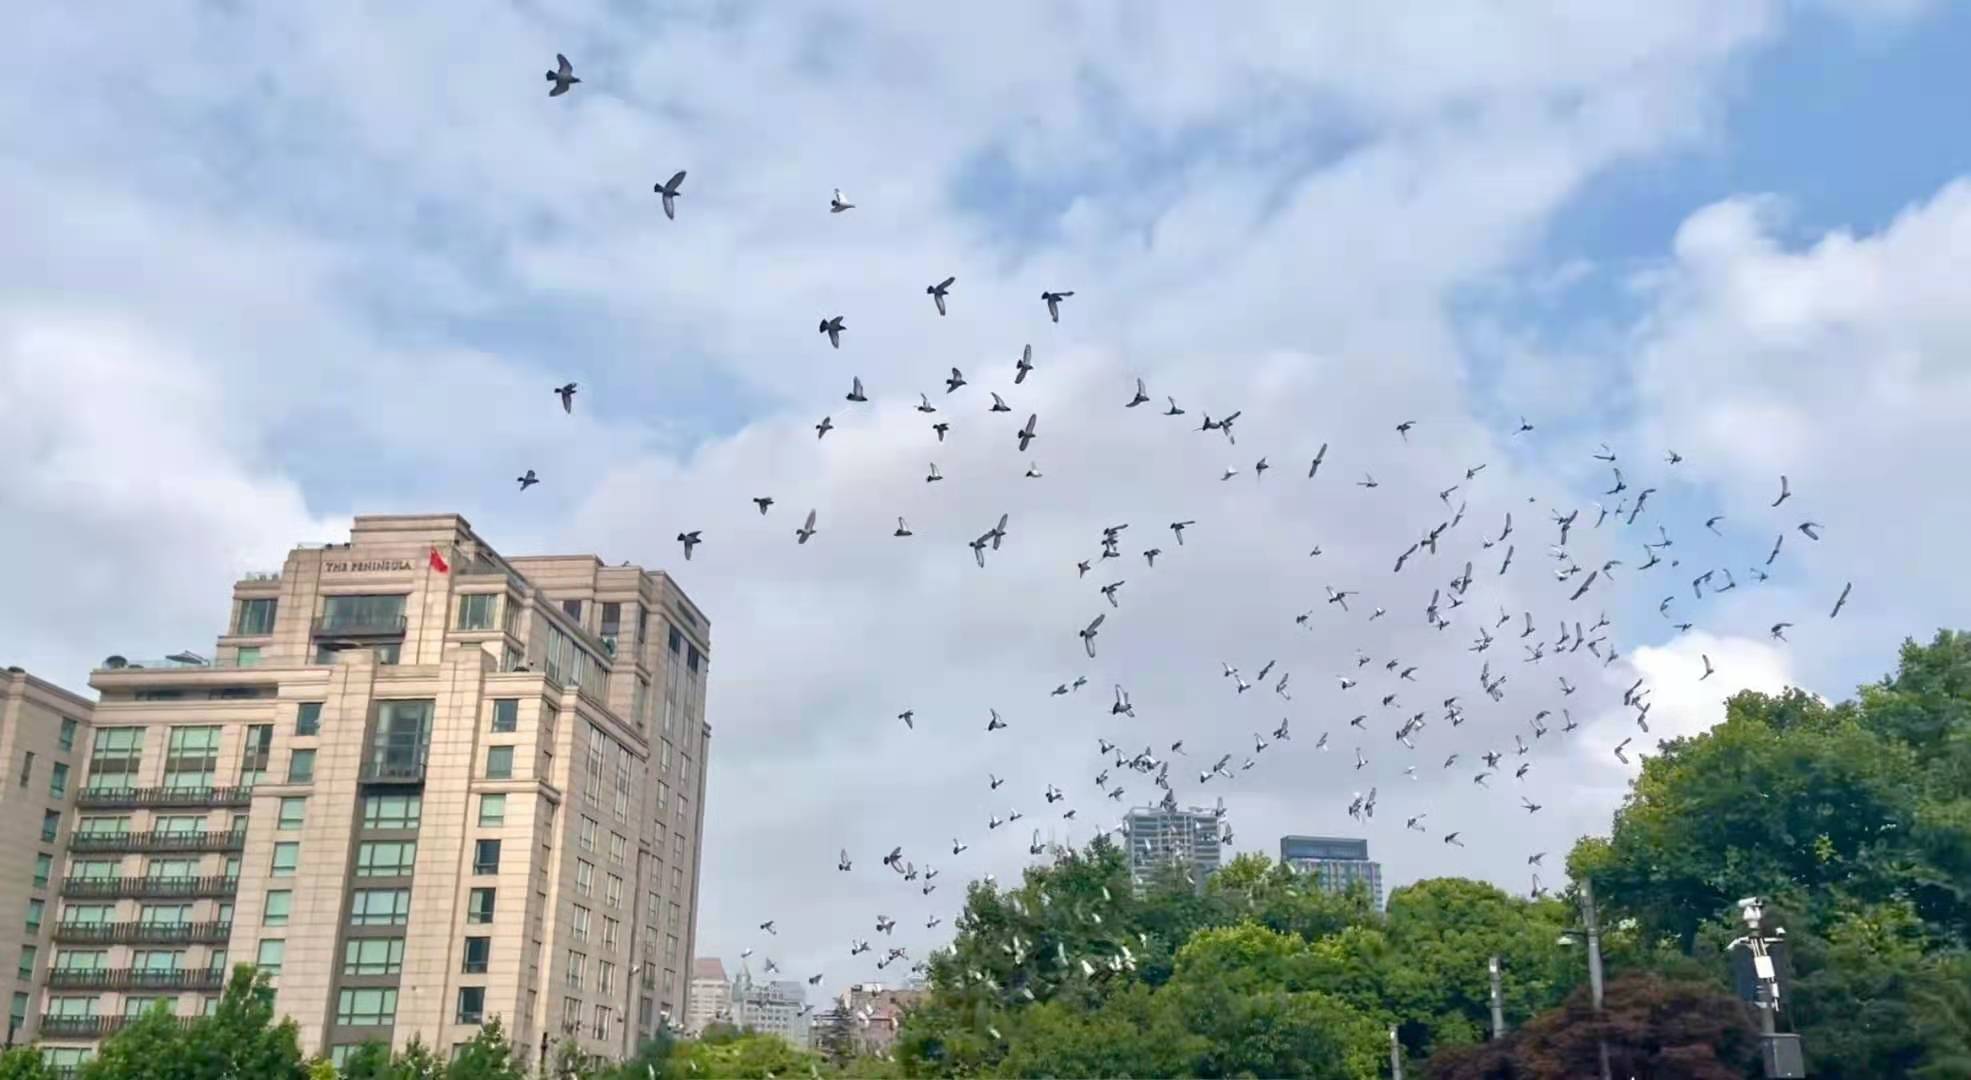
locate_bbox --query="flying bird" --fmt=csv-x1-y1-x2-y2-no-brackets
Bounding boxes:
830,188,854,213
927,276,956,316
818,316,846,349
1126,379,1150,408
989,392,1011,413
546,53,580,96
894,517,912,538
1798,522,1823,541
1042,290,1074,323
753,497,773,515
516,469,539,491
676,531,702,561
945,368,966,393
1079,614,1105,658
796,509,817,545
1018,415,1038,452
815,416,833,439
653,170,687,220
846,376,867,403
1830,582,1852,618
554,383,577,413
1308,443,1328,478
1015,345,1034,384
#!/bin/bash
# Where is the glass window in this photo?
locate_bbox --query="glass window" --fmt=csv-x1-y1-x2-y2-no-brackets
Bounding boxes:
147,858,196,881
162,726,220,789
456,986,486,1025
462,936,490,974
320,594,407,633
603,916,620,950
609,833,627,864
605,875,623,909
86,728,143,792
572,906,591,944
270,842,299,877
239,724,272,787
48,763,68,800
491,699,519,733
277,798,305,831
236,598,277,636
561,599,583,623
40,810,60,843
579,817,597,853
485,746,513,780
17,751,33,787
14,946,35,982
335,987,397,1027
355,841,416,877
296,703,322,736
566,951,586,990
369,700,433,776
32,854,51,889
255,939,284,977
456,593,499,631
342,938,404,976
235,646,262,668
467,888,496,924
473,839,501,875
24,900,43,934
478,794,506,828
350,888,410,926
575,860,594,896
362,794,422,831
287,749,315,783
263,891,291,926
58,717,79,753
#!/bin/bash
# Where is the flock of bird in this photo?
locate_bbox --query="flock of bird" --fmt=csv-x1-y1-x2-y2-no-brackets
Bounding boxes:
528,54,1856,1041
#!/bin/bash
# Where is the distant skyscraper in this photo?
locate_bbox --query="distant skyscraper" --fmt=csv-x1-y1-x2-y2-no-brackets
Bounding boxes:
730,967,806,1048
685,958,731,1035
1280,835,1384,910
1124,805,1223,887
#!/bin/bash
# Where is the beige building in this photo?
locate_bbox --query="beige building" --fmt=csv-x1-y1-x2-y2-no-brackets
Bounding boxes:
37,514,711,1071
0,668,93,1049
683,957,729,1034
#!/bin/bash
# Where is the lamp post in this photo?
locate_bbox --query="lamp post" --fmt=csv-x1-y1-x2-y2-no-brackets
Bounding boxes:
1556,878,1612,1080
1388,1023,1403,1080
1487,955,1505,1040
1729,896,1806,1078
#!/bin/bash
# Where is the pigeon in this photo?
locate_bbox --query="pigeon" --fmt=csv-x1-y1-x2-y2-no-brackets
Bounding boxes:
1396,420,1415,442
1830,581,1852,618
1770,623,1792,642
760,920,777,934
1798,522,1823,541
1042,290,1074,323
1015,345,1034,384
1025,462,1043,479
986,393,1012,414
830,188,854,213
1772,474,1791,507
815,416,833,439
1308,443,1328,478
676,531,702,561
1018,414,1038,451
1221,467,1240,482
1515,416,1534,434
986,709,1006,732
546,53,580,96
1079,614,1105,658
1127,379,1150,408
1254,458,1270,480
753,497,774,515
1700,654,1714,680
1165,397,1185,416
516,470,539,491
837,849,852,872
846,376,867,403
946,368,966,393
653,170,687,221
1444,832,1465,847
818,316,846,349
1170,521,1194,545
554,383,577,413
894,517,913,538
1144,548,1161,567
927,276,956,316
926,463,943,483
796,509,818,545
933,422,950,441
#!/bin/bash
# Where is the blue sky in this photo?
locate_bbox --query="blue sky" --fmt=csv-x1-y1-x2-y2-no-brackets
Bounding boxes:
4,0,1970,1010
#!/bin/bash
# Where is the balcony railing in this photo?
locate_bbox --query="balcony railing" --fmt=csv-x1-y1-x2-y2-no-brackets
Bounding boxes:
241,570,282,583
360,754,428,784
60,875,238,900
52,920,231,946
76,786,253,810
93,655,259,672
44,967,228,992
68,827,248,854
37,1014,197,1039
312,615,408,638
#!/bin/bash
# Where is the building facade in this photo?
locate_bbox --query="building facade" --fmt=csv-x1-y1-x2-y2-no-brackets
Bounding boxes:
0,668,94,1048
1122,805,1223,888
1279,835,1384,910
38,514,711,1070
730,970,805,1049
682,957,729,1034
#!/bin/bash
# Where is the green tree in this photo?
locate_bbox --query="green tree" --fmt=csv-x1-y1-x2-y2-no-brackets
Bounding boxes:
81,966,306,1080
444,1018,526,1080
328,1040,392,1079
0,1046,54,1080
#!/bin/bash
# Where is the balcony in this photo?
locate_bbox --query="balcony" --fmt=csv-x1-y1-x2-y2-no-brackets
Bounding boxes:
52,921,231,946
312,615,408,638
360,754,428,785
37,1014,197,1039
44,967,228,992
76,786,254,810
60,876,238,900
68,827,248,854
93,655,258,673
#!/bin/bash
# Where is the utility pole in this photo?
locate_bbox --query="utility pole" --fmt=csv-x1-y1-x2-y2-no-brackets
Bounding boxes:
1580,878,1613,1080
1388,1024,1403,1080
1487,955,1505,1039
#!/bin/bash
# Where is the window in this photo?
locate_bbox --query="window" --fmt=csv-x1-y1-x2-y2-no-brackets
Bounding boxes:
605,874,623,909
18,751,33,786
566,951,586,990
270,842,299,877
162,726,220,790
138,904,191,927
342,938,404,976
49,763,68,799
239,724,272,787
32,854,51,889
350,888,410,926
132,949,183,973
603,916,620,950
277,798,305,831
235,646,262,667
456,986,486,1025
478,794,506,827
671,867,683,895
575,860,594,897
58,717,78,752
296,702,322,736
491,699,518,733
236,598,277,636
40,810,60,843
24,900,43,934
462,936,490,974
355,841,416,877
320,594,407,633
263,891,291,926
9,993,25,1033
467,888,496,924
362,794,422,831
599,960,617,995
15,946,35,981
457,593,499,631
571,906,591,944
254,939,284,977
672,834,684,861
287,749,315,783
610,833,627,864
485,746,513,780
579,817,597,853
368,700,433,776
561,598,583,622
87,729,143,791
335,987,397,1027
147,858,196,881
473,839,501,875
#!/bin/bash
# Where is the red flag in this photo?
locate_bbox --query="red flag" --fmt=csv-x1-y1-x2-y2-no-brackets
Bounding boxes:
429,547,450,574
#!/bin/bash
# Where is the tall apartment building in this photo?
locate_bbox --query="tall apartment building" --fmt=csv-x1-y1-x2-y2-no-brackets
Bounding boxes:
682,957,729,1034
1122,805,1223,888
730,969,805,1049
1279,835,1384,910
0,668,93,1047
38,514,711,1071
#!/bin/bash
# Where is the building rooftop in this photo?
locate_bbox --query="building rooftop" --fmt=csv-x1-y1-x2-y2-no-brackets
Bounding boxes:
692,958,729,981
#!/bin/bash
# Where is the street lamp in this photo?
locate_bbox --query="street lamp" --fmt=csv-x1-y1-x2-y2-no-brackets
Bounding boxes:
1729,896,1806,1079
1554,878,1614,1080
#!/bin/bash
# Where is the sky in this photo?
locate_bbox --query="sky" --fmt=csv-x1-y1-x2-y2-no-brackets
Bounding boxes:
5,0,1971,1008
